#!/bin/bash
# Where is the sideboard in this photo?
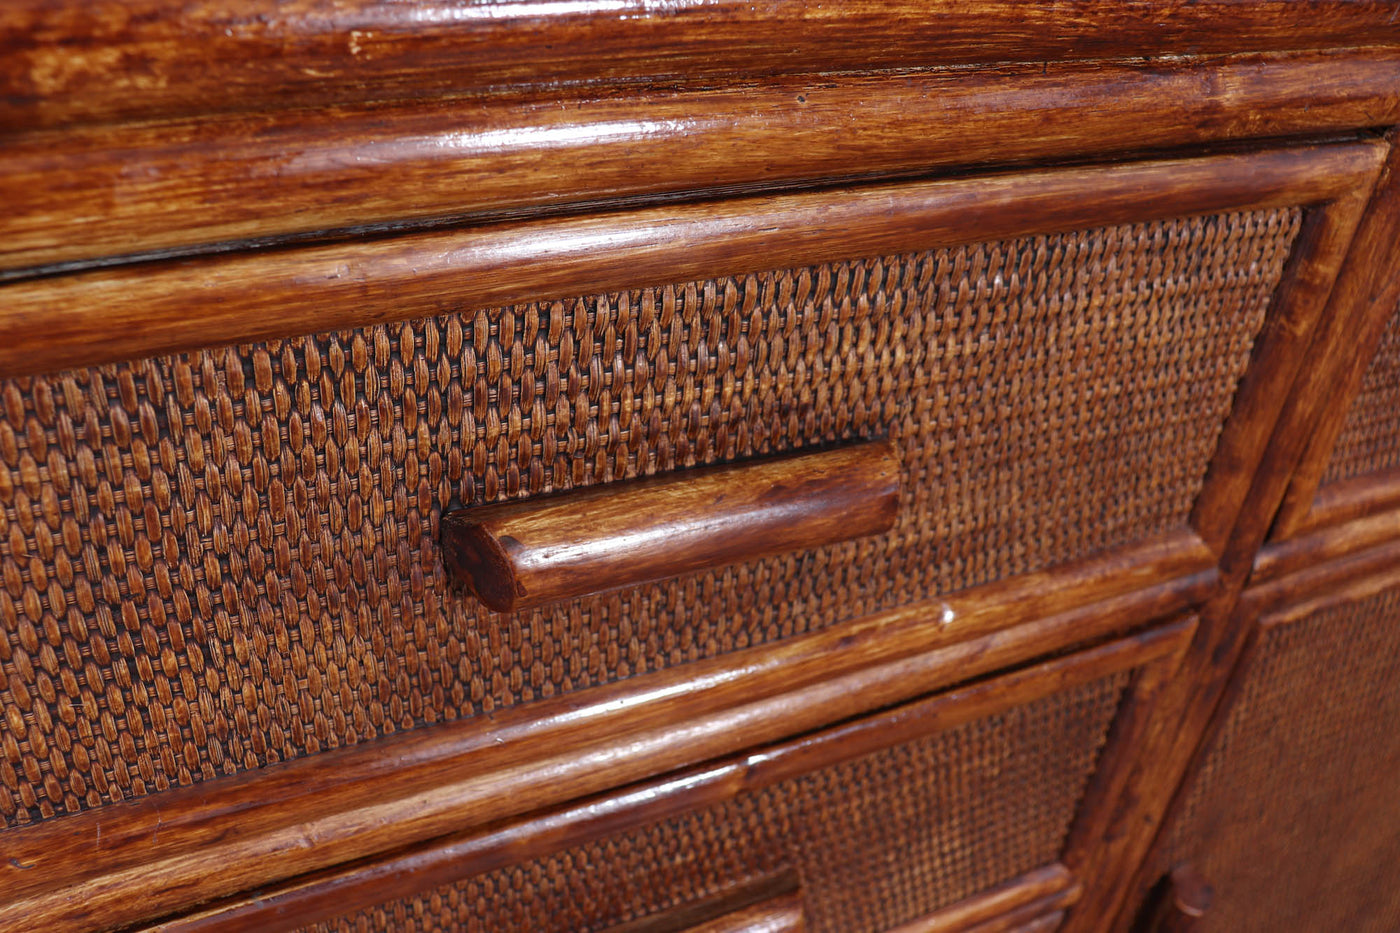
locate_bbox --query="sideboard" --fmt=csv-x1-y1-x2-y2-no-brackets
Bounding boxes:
2,4,1400,931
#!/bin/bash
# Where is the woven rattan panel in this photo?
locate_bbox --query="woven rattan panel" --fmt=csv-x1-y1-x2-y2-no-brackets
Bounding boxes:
0,208,1299,825
302,671,1128,933
1323,299,1400,483
1155,585,1400,933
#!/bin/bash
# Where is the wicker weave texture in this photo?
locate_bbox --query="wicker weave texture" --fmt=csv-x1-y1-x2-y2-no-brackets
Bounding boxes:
1157,586,1400,933
303,673,1128,933
0,209,1299,826
1323,299,1400,484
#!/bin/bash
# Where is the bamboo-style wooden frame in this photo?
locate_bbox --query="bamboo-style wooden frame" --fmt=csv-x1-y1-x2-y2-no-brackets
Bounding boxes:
2,48,1399,274
0,138,1386,933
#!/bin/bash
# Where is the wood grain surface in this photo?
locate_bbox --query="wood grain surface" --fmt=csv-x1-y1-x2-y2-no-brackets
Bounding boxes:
1271,135,1400,538
4,48,1399,274
0,141,1379,378
442,441,899,612
887,866,1077,933
5,2,1400,132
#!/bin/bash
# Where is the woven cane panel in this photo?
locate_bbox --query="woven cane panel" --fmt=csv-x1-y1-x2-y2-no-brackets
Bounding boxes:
302,672,1128,933
1322,299,1400,484
0,208,1298,826
1157,585,1400,933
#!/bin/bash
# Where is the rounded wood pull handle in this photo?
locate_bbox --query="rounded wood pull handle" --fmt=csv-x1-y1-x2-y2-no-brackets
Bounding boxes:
1135,865,1214,933
441,440,900,612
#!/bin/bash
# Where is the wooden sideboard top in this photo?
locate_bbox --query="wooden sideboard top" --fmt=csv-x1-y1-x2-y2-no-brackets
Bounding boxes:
4,1,1400,133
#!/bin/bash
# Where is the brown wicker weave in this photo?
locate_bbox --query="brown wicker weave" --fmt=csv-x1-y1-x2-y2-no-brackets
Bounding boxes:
302,672,1128,933
0,209,1299,825
1156,586,1400,933
1323,300,1400,484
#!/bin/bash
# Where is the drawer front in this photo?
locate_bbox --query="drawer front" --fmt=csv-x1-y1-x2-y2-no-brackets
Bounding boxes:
298,660,1127,933
0,204,1299,827
0,181,1313,831
1146,582,1400,932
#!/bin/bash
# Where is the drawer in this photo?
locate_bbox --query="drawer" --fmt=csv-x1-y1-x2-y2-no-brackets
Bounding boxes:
154,621,1193,933
0,142,1380,839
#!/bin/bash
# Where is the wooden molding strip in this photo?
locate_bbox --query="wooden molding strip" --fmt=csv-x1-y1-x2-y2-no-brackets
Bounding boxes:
682,893,807,933
5,2,1400,132
0,140,1382,379
3,48,1400,275
887,865,1077,933
1253,492,1400,583
1277,467,1400,541
149,628,1183,933
1066,133,1392,933
1185,140,1387,561
0,531,1216,933
1248,535,1400,624
1269,126,1400,540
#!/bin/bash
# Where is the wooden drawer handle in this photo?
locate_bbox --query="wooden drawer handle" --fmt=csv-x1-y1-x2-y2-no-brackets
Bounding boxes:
1135,865,1214,933
685,892,807,932
442,440,900,612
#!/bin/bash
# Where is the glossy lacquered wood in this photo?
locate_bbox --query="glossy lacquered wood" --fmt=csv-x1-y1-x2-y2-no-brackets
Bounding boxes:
144,621,1190,933
441,441,898,612
5,48,1400,274
1269,132,1400,540
1132,867,1214,933
5,2,1400,132
888,866,1077,933
678,894,806,933
0,141,1380,378
0,531,1214,933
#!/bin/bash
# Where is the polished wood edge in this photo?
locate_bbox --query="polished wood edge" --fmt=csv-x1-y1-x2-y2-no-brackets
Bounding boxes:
0,140,1381,379
598,875,802,933
1252,491,1400,582
1054,617,1200,933
1252,536,1400,626
6,48,1400,274
441,441,901,612
147,626,1184,933
1276,466,1400,541
680,892,807,933
993,914,1065,933
1187,137,1389,562
0,534,1214,933
6,2,1400,133
1270,130,1400,540
963,898,1073,933
886,865,1077,933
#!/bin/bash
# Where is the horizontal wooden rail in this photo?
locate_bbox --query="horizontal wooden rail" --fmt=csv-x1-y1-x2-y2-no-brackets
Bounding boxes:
0,140,1382,378
3,49,1400,274
5,2,1400,132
